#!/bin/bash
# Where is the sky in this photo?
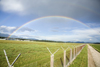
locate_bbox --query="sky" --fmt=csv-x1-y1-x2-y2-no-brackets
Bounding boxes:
0,0,100,42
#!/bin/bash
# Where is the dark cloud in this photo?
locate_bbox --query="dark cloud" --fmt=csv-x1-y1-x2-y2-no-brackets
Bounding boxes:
51,30,59,32
0,26,36,34
18,27,35,32
1,0,100,25
1,0,100,19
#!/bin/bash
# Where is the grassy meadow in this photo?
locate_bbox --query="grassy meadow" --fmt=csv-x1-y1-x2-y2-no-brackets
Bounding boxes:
90,44,100,52
0,40,83,67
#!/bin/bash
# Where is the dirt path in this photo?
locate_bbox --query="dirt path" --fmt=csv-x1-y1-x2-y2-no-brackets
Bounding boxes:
88,46,96,67
88,45,100,67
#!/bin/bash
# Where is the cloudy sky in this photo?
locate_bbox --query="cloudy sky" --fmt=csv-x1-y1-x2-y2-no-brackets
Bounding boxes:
0,0,100,42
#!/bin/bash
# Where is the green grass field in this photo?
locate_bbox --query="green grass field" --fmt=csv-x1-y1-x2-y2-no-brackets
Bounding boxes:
90,44,100,52
0,40,83,67
69,45,88,67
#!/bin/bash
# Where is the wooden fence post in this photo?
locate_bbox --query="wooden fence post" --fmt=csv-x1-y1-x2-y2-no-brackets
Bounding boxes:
70,49,72,63
76,47,77,56
47,47,59,67
4,50,11,67
64,50,66,67
74,48,75,58
51,54,54,67
61,46,69,67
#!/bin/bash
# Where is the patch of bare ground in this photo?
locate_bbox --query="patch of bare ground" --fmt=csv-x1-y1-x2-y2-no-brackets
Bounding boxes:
88,45,100,67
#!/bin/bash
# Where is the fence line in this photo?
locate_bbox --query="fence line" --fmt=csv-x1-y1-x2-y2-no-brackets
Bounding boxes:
3,44,85,67
48,44,85,67
66,44,85,67
52,44,85,67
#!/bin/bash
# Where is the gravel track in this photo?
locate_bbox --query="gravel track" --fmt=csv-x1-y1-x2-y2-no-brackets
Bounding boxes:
88,45,100,67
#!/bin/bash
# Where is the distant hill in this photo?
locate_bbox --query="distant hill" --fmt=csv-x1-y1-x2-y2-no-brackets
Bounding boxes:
0,33,100,43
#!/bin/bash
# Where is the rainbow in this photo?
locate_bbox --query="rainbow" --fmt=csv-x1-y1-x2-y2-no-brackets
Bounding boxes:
8,16,91,38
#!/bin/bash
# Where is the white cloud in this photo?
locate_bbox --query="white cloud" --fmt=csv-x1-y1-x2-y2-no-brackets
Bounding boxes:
0,0,24,14
1,25,100,42
72,28,100,36
34,34,90,42
89,39,92,40
0,0,50,15
34,28,100,42
1,25,16,30
0,25,17,34
11,27,100,42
